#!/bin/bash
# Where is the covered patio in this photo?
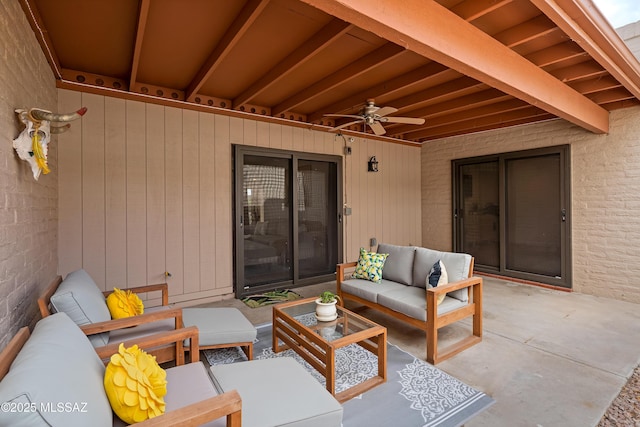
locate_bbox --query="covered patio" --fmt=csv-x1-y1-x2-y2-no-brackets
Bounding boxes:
2,0,640,424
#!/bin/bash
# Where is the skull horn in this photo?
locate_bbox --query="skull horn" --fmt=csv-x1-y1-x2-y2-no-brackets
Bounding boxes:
30,107,88,122
15,109,29,125
50,123,71,134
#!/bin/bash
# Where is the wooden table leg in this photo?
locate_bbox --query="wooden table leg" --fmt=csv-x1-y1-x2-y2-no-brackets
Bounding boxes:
326,347,336,394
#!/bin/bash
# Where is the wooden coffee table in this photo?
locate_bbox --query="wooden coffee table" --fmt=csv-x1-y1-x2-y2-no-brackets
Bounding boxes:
272,297,387,402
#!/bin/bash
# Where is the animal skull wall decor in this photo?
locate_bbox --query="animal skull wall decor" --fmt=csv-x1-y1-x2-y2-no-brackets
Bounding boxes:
13,107,87,179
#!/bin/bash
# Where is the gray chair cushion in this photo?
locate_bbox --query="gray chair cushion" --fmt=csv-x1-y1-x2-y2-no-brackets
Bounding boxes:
210,357,343,427
413,248,472,302
113,362,222,427
108,306,175,345
340,278,406,303
50,269,111,346
182,307,257,346
377,243,415,285
377,287,466,321
0,312,112,427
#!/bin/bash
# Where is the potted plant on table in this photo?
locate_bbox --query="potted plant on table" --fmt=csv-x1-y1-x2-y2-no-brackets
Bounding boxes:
315,291,341,321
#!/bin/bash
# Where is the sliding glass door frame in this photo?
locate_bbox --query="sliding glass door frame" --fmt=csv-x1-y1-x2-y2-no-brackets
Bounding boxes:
233,145,343,298
452,145,572,288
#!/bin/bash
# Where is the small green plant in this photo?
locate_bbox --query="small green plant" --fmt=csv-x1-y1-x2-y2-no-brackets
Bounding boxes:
319,291,341,304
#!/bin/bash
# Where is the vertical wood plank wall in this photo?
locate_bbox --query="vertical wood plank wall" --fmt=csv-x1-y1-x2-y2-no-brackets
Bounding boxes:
57,89,421,305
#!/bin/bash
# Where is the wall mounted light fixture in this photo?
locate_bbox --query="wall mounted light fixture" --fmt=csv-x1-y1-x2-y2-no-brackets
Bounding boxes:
368,156,379,172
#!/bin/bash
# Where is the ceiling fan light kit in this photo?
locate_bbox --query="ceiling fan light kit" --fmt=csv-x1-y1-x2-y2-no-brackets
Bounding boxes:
326,99,425,136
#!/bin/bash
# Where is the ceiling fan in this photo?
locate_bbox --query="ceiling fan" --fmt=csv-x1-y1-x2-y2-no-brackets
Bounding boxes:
325,99,425,136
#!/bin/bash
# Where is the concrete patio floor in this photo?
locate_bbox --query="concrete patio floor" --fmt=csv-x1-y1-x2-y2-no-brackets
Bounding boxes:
197,276,640,427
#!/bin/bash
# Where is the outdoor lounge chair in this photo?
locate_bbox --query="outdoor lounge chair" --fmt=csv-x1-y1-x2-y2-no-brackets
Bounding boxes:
38,269,256,364
0,312,343,426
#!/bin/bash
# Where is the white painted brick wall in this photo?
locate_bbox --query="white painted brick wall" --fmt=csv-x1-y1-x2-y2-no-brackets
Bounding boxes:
422,107,640,303
0,0,58,348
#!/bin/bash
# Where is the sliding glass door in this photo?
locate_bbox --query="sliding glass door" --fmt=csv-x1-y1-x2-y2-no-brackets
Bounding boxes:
234,146,342,297
453,146,571,288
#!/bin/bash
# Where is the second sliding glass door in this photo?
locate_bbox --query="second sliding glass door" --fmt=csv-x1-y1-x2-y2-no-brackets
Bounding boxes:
234,146,341,297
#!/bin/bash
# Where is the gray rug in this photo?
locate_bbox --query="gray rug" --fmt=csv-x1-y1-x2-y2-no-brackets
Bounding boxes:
204,320,494,427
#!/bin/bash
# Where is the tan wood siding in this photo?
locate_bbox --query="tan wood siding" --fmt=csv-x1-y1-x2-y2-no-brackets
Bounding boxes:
57,89,421,304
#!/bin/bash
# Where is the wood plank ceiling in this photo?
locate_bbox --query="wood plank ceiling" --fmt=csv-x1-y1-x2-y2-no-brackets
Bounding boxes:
20,0,640,144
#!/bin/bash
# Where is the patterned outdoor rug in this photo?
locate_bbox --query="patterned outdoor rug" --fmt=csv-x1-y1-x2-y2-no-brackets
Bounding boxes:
204,321,494,427
240,290,302,308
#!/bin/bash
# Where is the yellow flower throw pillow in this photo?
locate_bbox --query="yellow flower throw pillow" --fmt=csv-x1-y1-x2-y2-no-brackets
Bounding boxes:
352,247,388,283
106,288,144,319
104,343,167,424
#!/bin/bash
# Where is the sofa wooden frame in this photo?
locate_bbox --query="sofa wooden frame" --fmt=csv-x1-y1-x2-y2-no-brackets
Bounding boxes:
0,325,242,426
336,259,483,364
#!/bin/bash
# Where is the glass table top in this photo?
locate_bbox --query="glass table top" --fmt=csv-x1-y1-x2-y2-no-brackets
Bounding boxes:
276,298,381,342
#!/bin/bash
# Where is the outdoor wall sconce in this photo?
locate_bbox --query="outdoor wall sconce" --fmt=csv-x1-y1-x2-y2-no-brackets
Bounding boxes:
368,156,379,172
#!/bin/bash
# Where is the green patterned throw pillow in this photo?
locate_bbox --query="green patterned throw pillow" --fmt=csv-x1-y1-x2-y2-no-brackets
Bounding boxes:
353,248,389,283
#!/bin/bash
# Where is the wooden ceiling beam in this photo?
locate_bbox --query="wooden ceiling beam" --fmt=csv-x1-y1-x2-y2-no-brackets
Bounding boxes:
586,87,635,104
389,89,512,134
300,0,609,134
307,63,455,122
185,0,270,102
129,0,150,91
568,75,621,95
272,41,403,116
408,98,531,131
384,76,486,112
525,41,587,68
530,0,640,100
407,106,552,140
418,114,557,141
493,15,559,49
452,0,515,22
234,19,352,108
549,59,607,82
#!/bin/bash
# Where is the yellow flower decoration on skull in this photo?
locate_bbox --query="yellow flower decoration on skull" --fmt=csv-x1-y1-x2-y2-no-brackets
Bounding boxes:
106,288,144,319
104,344,167,424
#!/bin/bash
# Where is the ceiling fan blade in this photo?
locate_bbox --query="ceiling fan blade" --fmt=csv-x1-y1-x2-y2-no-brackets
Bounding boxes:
383,117,426,125
324,114,364,120
374,106,398,117
369,121,386,135
331,119,363,131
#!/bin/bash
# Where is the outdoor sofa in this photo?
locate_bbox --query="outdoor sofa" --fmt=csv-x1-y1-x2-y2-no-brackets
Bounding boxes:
337,243,483,364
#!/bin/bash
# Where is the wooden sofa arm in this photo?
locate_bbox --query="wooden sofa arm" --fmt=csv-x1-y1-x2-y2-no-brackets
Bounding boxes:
336,262,357,282
427,276,483,296
95,325,199,364
80,307,184,336
134,391,242,427
103,282,169,306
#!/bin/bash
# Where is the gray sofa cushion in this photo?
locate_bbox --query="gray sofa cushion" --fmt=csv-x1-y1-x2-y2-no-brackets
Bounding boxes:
50,269,111,347
340,278,406,303
0,312,112,427
211,357,343,427
413,247,472,302
377,243,415,285
377,287,466,321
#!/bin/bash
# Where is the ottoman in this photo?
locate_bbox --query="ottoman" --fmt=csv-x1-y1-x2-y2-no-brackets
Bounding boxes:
210,357,343,427
182,307,257,359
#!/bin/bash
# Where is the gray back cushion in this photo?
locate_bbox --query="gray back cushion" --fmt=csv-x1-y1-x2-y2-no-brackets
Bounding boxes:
413,247,472,302
0,313,112,427
377,243,415,286
50,269,110,347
